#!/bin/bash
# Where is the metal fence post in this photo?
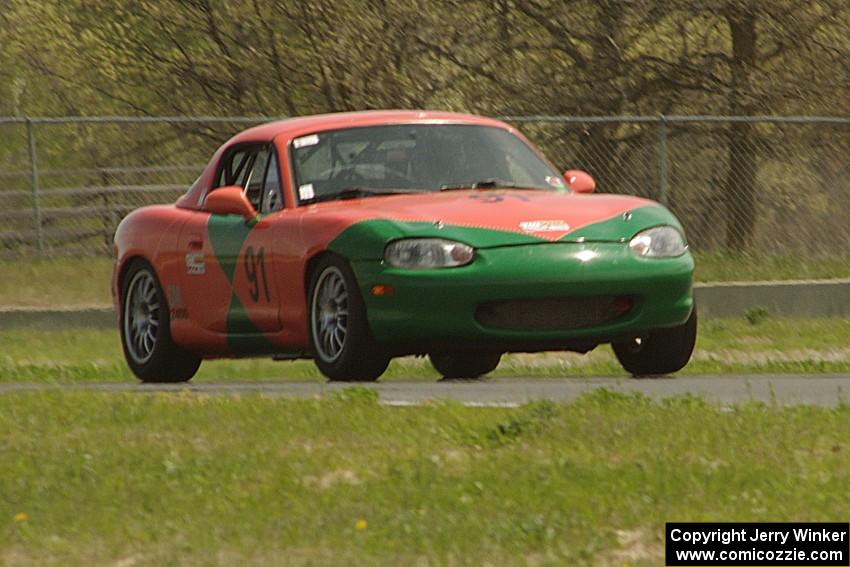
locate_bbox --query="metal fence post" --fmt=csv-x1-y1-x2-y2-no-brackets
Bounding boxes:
26,118,44,254
657,114,668,206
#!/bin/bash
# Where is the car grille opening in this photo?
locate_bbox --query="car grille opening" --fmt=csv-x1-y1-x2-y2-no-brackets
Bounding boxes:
475,296,635,331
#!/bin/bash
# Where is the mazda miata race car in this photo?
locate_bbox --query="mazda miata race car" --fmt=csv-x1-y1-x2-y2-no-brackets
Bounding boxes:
113,110,696,382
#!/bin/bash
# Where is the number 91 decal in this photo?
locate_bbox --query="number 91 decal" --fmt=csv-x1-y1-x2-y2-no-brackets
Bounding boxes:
244,245,270,303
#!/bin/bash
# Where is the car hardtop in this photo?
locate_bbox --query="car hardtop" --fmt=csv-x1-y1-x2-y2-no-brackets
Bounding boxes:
176,110,529,211
231,110,516,146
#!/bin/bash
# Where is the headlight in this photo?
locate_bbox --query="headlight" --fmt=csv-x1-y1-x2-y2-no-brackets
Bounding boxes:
385,238,474,269
629,226,687,258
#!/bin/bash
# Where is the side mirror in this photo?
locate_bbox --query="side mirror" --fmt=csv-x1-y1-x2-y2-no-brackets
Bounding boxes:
563,170,596,194
204,186,257,221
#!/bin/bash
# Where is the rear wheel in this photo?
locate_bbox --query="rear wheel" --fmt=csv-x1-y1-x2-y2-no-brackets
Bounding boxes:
120,259,201,383
429,352,502,379
308,255,390,381
612,307,697,377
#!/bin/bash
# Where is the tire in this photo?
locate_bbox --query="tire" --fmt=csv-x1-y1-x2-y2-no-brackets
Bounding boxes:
119,259,201,383
612,306,698,377
429,352,502,379
308,255,390,381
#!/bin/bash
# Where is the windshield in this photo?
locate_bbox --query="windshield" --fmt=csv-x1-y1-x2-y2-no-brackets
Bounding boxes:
290,124,564,204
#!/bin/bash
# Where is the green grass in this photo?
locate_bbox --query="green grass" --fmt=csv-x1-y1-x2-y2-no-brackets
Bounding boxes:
3,390,850,565
2,252,849,308
694,251,850,282
0,257,114,308
2,317,850,383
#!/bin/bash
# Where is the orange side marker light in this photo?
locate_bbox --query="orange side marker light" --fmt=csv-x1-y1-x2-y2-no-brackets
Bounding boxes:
371,284,395,297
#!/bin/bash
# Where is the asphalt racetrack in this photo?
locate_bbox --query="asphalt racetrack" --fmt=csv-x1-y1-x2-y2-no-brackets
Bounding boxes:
3,374,850,406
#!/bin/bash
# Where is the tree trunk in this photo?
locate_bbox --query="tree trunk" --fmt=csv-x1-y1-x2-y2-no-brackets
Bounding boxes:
724,6,758,251
575,0,628,194
725,121,758,251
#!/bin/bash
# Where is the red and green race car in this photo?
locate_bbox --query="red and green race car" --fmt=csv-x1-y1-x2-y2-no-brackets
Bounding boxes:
113,110,696,382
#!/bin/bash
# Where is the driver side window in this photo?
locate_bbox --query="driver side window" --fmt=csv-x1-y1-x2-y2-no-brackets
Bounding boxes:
215,144,283,213
260,152,283,212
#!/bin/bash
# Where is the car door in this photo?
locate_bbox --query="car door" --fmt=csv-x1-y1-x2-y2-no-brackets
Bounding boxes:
178,144,282,337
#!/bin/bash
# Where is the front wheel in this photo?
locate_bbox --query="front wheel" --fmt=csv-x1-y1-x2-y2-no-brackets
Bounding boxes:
429,352,502,379
612,307,697,377
308,255,390,381
120,259,201,383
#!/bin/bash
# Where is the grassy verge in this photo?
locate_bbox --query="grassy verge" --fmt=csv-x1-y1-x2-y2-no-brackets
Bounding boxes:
0,257,114,308
3,390,850,565
693,251,850,282
2,253,849,308
2,317,850,382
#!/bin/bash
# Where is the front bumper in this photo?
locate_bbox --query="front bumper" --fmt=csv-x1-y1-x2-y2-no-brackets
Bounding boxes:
351,242,694,354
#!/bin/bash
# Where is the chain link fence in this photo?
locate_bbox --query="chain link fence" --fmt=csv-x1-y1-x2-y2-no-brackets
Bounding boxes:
511,116,850,257
1,115,849,261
